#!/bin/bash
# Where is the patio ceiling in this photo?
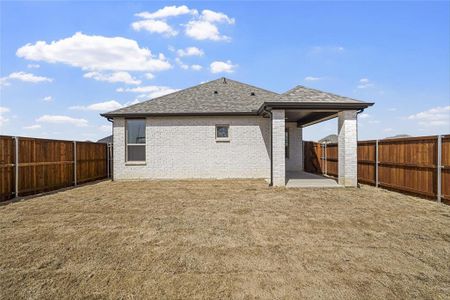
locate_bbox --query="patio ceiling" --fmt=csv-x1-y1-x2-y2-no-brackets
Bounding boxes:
285,109,339,127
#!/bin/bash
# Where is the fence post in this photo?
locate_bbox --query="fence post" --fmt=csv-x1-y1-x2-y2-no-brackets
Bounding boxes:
106,143,110,178
375,140,379,188
437,135,442,203
324,143,327,175
321,143,325,174
14,136,19,198
73,141,77,186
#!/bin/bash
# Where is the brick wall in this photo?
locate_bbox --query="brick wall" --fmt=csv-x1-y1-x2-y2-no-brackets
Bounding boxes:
272,110,286,186
286,122,303,172
338,110,358,186
113,116,271,180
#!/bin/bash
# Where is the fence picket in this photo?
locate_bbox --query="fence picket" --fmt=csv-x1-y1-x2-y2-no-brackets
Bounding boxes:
0,135,111,202
304,134,449,204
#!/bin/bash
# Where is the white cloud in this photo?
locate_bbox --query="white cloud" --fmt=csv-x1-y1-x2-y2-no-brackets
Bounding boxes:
185,20,229,41
359,113,370,119
304,76,322,81
388,108,397,112
357,78,374,89
117,85,179,99
200,9,235,24
407,106,450,127
175,58,189,70
69,100,123,112
24,124,42,130
176,46,204,57
191,64,202,71
2,71,52,84
131,20,178,36
43,96,53,102
36,115,88,127
0,77,11,87
144,73,155,80
210,60,237,73
135,5,197,19
185,9,234,41
83,71,141,85
27,64,40,68
98,125,111,132
16,32,171,72
0,106,10,126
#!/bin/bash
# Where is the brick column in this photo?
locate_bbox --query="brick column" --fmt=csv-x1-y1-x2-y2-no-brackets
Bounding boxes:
338,110,358,187
272,109,286,186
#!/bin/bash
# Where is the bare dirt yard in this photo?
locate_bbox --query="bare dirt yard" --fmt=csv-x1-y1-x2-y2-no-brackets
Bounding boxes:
1,180,449,299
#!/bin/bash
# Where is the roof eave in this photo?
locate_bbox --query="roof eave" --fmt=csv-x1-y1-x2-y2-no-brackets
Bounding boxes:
257,101,374,114
100,111,259,118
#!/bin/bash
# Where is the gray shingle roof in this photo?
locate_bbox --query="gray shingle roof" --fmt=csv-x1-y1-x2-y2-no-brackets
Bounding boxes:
102,78,279,116
102,78,372,117
278,85,366,103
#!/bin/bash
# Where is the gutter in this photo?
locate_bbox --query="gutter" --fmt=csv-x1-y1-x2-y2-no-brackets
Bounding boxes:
100,111,258,118
257,101,374,115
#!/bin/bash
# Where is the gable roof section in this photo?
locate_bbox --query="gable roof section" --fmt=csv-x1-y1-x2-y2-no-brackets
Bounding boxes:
278,85,366,103
102,78,279,117
258,85,373,112
101,78,373,118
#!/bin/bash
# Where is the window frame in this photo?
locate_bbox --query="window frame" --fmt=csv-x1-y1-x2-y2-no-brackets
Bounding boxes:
125,118,146,163
215,124,230,142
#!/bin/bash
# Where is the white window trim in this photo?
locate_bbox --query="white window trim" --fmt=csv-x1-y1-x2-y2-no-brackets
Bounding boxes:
125,119,146,163
215,124,230,142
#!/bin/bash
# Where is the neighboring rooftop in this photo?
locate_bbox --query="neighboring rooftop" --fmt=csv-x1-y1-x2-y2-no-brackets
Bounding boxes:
97,135,112,144
102,78,372,117
318,134,338,144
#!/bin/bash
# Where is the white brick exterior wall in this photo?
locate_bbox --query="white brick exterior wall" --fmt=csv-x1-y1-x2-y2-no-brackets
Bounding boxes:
271,110,286,186
338,110,358,187
285,122,303,171
113,116,271,180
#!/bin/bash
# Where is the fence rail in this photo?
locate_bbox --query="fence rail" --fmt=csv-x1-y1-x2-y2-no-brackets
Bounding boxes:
304,135,450,204
0,135,111,202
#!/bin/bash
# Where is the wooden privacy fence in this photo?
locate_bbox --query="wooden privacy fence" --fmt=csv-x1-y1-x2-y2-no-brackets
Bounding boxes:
0,135,112,202
304,135,450,204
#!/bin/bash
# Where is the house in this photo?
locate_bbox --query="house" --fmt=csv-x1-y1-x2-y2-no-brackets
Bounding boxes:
318,134,338,144
97,135,112,144
101,78,373,187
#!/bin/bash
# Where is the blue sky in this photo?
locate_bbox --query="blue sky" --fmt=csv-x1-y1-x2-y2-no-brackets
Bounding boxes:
1,1,449,141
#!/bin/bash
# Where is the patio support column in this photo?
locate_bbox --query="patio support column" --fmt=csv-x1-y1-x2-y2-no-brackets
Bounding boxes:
338,110,358,187
272,109,286,186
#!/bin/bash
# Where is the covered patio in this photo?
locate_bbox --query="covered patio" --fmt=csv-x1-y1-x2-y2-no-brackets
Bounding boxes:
260,86,373,187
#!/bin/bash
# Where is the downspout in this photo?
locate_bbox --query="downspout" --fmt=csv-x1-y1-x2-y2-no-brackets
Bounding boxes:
262,107,273,186
106,117,113,181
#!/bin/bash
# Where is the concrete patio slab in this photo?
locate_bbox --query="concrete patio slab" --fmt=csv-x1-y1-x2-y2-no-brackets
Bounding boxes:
286,171,341,188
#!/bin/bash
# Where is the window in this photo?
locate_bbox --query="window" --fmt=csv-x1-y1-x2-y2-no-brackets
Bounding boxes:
126,119,146,162
216,124,230,141
285,128,289,158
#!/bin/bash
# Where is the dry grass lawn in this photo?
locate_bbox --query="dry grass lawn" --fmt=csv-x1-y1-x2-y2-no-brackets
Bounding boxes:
0,180,449,299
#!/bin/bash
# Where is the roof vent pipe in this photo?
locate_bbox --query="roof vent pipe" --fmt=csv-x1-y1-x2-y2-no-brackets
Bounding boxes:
250,92,255,96
214,91,218,94
223,78,227,84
